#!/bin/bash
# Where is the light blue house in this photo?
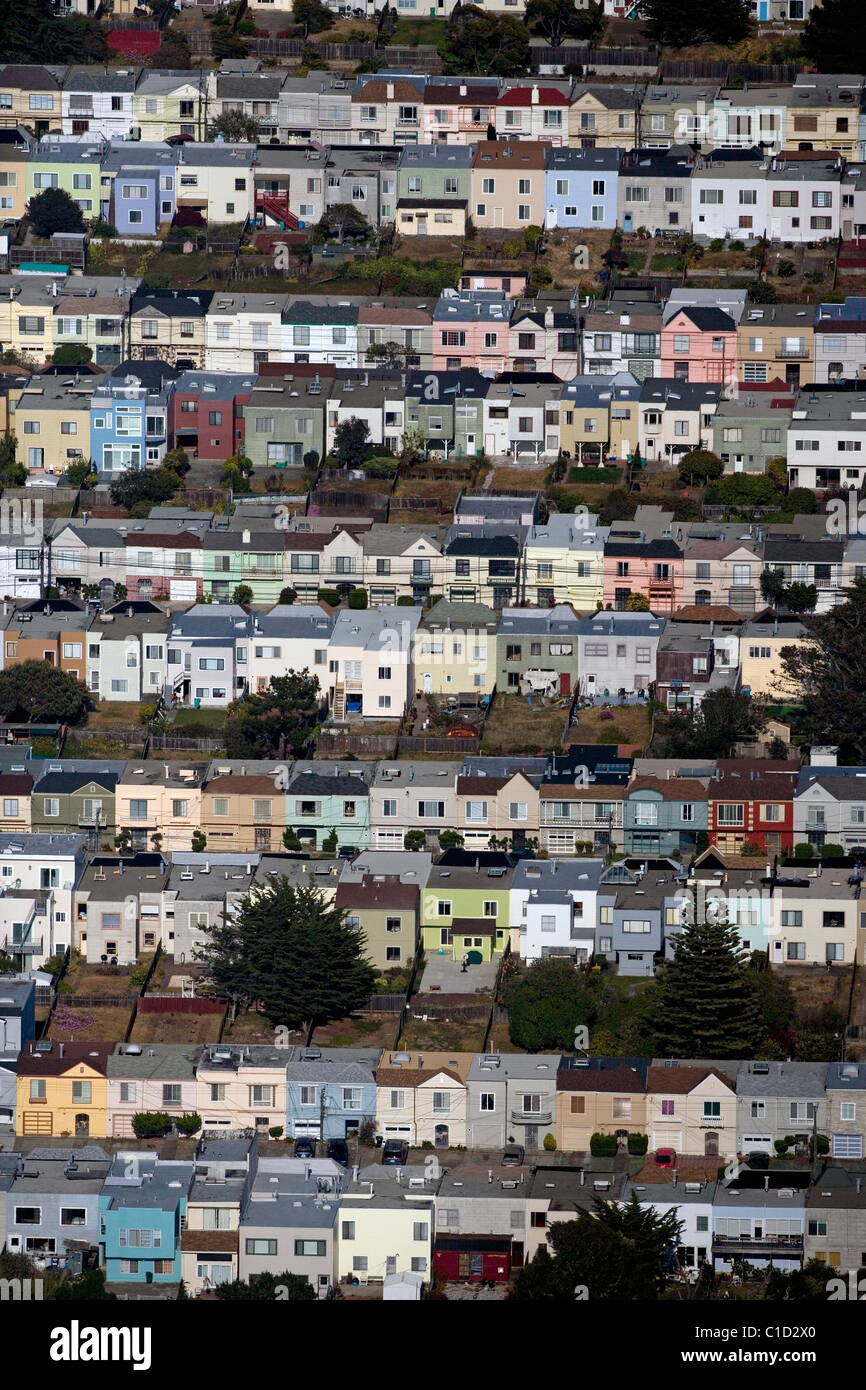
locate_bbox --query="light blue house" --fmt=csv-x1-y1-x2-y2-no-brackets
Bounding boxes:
285,1049,380,1141
90,371,170,475
285,760,374,852
101,144,177,237
99,1153,193,1286
623,776,709,856
544,146,621,230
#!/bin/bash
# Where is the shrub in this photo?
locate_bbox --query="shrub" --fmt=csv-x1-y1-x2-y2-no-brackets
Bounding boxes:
347,588,368,609
397,595,416,606
542,1132,557,1152
627,1132,649,1156
793,843,813,859
269,1126,284,1140
821,843,844,859
709,238,725,252
175,1112,202,1137
131,1111,172,1138
317,588,340,606
589,1132,618,1157
404,830,426,851
92,220,116,238
322,828,338,854
816,1134,830,1155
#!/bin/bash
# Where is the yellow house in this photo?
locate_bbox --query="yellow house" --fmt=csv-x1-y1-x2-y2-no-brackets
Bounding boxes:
559,388,609,465
739,616,808,699
735,304,815,389
17,1042,111,1137
8,374,95,474
568,86,637,149
521,512,606,610
414,598,497,697
0,137,28,220
646,1066,738,1160
556,1061,648,1151
785,78,860,158
115,762,207,853
0,66,64,136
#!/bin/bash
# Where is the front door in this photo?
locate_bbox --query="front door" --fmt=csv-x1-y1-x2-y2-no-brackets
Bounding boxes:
772,939,784,964
434,1124,449,1148
423,672,433,694
525,1125,538,1148
417,219,428,236
559,672,571,696
75,1113,90,1137
494,207,504,228
704,1131,718,1156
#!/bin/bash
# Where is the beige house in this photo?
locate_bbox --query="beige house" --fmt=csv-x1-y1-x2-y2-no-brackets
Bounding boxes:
568,85,638,148
115,762,207,853
454,771,540,850
470,141,548,231
414,598,497,698
555,1062,648,1152
195,1047,288,1133
375,1052,474,1147
681,541,763,613
333,874,419,974
646,1066,738,1160
130,292,208,369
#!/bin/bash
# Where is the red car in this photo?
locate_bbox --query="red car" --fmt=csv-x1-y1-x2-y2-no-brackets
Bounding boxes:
655,1147,676,1168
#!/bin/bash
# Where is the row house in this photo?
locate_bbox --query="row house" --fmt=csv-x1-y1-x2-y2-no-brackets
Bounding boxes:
0,65,65,138
624,775,710,857
0,272,137,369
538,782,626,858
199,767,285,855
85,600,170,705
422,80,499,146
211,69,282,143
712,393,795,476
453,770,540,852
89,371,169,474
786,74,864,159
761,533,845,613
17,1041,111,1138
334,873,419,973
680,539,762,613
794,765,866,856
282,761,374,854
495,84,570,146
169,368,255,460
351,77,426,147
130,289,214,371
74,850,170,962
420,848,513,964
497,604,580,698
375,1052,473,1148
369,760,459,851
116,764,206,854
282,301,358,368
737,1060,829,1154
708,760,800,855
544,145,619,229
396,143,471,239
691,150,842,245
660,305,738,387
358,305,431,371
133,71,208,142
602,534,684,613
0,832,85,967
618,146,696,234
277,73,353,146
813,297,866,384
414,598,497,696
569,85,639,149
735,303,815,391
581,296,662,379
242,372,332,473
432,291,510,376
327,606,421,721
205,292,287,376
163,603,253,708
576,611,666,699
639,378,720,466
61,68,137,140
520,513,607,611
443,527,521,609
8,373,95,476
739,614,809,699
470,141,547,230
510,855,606,961
100,1152,192,1287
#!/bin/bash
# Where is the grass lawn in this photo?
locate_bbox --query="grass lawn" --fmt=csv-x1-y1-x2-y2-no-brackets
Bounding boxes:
399,1016,487,1052
650,253,682,271
129,1010,225,1044
571,703,651,750
171,707,227,730
86,702,147,730
481,693,569,755
390,16,448,44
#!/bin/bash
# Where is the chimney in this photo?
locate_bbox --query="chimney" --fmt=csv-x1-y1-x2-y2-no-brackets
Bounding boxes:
59,1042,64,1058
459,84,467,97
764,1174,770,1191
386,83,395,100
579,1169,585,1186
544,305,554,329
242,529,251,545
531,85,540,105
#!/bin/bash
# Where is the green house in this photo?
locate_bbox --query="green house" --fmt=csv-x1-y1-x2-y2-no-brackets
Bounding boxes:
27,140,103,220
421,850,514,963
242,376,330,471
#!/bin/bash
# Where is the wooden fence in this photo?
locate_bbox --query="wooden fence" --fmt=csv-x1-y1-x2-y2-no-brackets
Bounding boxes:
315,730,398,758
397,735,480,755
136,995,226,1015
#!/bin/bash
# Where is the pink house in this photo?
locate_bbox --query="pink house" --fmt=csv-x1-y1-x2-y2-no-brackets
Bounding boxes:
423,82,497,144
660,307,738,386
603,537,685,613
432,290,511,373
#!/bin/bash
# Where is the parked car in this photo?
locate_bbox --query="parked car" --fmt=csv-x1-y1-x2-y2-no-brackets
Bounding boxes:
654,1147,676,1168
381,1139,409,1166
337,846,357,860
327,1138,350,1166
501,1144,525,1167
746,1150,770,1169
294,1136,317,1159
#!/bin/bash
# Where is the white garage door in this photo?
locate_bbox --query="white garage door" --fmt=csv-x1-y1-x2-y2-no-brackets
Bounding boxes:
832,1134,863,1158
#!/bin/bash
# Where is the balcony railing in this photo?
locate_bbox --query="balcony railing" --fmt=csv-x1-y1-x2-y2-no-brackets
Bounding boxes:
699,1115,724,1126
712,1235,803,1253
775,347,810,359
511,1109,553,1124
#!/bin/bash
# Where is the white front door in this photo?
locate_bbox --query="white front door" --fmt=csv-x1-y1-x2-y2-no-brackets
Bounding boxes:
423,672,433,693
494,207,504,228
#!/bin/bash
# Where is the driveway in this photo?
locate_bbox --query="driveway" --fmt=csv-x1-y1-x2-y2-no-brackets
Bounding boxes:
419,953,497,995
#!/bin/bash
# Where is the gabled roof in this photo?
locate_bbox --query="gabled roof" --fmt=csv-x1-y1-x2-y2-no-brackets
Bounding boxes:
647,1066,735,1094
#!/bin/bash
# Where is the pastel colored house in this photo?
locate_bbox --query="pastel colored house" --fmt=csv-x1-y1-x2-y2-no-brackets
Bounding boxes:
334,873,418,974
520,512,607,611
16,1041,111,1138
100,1153,192,1286
414,597,497,697
556,1056,649,1152
4,1149,110,1262
396,143,470,238
26,138,104,221
368,760,460,852
432,290,511,374
107,1043,200,1139
465,1052,559,1150
115,762,206,853
337,1171,434,1286
375,1051,473,1148
470,141,547,231
545,146,620,230
494,84,568,145
420,848,513,963
90,372,169,474
61,68,137,140
623,776,709,857
661,306,738,387
602,535,684,613
195,1044,288,1134
422,80,499,146
130,288,214,371
286,1056,378,1141
646,1065,738,1160
284,763,373,854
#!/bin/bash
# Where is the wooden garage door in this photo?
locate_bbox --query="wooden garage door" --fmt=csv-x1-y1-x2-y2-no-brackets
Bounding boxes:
22,1111,53,1134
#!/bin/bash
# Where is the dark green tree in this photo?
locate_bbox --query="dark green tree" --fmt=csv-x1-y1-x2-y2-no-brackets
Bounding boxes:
333,417,371,471
195,877,376,1031
293,0,335,36
760,566,787,606
52,1269,117,1301
705,473,778,508
232,584,254,606
778,577,866,762
783,581,818,614
652,915,764,1058
510,1194,682,1300
208,111,261,142
224,671,322,758
504,957,596,1051
28,187,85,239
0,0,108,63
0,660,89,724
109,466,182,510
0,434,25,487
802,0,866,74
640,0,751,46
677,449,725,487
525,0,604,44
443,6,531,76
665,687,759,759
315,203,370,245
52,345,93,367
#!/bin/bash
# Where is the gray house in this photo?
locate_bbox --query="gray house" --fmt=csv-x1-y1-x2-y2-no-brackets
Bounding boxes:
735,1060,829,1154
5,1147,111,1263
165,854,259,964
576,612,666,699
238,1157,346,1294
466,1053,559,1150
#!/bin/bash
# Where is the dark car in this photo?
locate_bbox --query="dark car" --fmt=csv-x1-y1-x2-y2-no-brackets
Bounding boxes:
747,1150,771,1170
501,1144,525,1167
327,1138,350,1166
381,1139,409,1166
337,846,357,860
654,1147,676,1168
294,1136,317,1159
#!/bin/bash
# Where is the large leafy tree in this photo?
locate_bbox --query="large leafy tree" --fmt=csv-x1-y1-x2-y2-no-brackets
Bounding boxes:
208,111,261,143
109,466,183,511
443,6,531,77
664,687,759,759
196,877,376,1031
802,0,866,74
315,203,370,245
333,417,371,471
677,449,724,487
292,0,335,36
503,957,597,1051
652,915,763,1058
510,1195,682,1300
224,671,323,759
525,0,605,46
639,0,751,47
0,660,90,724
0,0,108,62
779,577,866,762
28,188,85,239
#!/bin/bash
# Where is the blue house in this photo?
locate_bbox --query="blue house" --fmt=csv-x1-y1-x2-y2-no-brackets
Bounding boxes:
90,371,170,474
285,761,374,853
99,1153,192,1285
545,147,621,230
101,145,177,236
285,1050,380,1141
623,776,709,856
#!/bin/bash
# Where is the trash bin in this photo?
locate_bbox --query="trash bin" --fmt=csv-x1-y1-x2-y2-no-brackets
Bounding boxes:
194,698,201,709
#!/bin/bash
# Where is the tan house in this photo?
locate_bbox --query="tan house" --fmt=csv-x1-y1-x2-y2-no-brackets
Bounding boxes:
0,134,29,220
334,873,419,974
568,85,639,149
130,290,209,370
195,1046,288,1133
2,607,88,681
376,1051,474,1147
0,773,32,832
735,303,815,390
199,772,285,854
0,66,64,136
646,1065,738,1160
681,540,763,613
470,142,548,231
454,771,540,851
555,1061,649,1152
115,762,207,853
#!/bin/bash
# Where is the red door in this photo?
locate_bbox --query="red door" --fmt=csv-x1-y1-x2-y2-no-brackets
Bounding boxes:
560,672,571,696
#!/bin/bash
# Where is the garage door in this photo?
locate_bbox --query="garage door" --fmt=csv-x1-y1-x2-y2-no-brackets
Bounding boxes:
742,1134,773,1150
652,1131,683,1150
294,1122,321,1138
22,1111,53,1134
832,1134,863,1158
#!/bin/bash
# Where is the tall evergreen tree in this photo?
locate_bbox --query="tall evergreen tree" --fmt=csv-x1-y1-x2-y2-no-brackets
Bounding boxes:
639,0,751,47
779,578,866,763
802,0,866,74
652,915,763,1058
195,878,376,1032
